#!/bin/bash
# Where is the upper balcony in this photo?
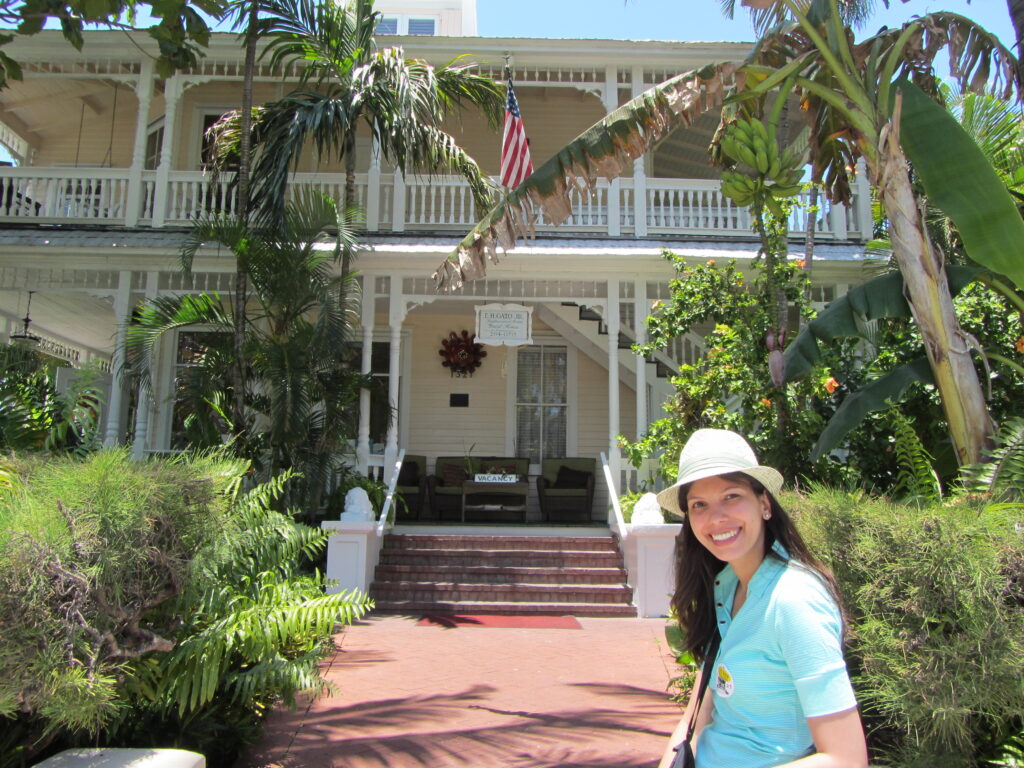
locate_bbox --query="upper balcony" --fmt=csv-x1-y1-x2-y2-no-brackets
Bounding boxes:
0,31,872,242
0,167,870,241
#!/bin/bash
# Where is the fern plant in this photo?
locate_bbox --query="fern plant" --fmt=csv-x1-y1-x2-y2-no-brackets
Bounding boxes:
888,409,942,502
962,417,1024,500
0,449,371,766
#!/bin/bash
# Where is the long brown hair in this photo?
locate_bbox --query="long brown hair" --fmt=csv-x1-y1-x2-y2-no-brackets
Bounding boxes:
670,472,843,662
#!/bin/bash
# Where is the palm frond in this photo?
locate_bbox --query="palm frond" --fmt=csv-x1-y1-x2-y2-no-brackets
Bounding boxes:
961,417,1024,500
433,61,739,291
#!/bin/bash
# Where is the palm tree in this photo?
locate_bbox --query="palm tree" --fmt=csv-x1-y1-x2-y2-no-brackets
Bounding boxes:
208,0,504,276
127,190,373,513
436,2,1020,467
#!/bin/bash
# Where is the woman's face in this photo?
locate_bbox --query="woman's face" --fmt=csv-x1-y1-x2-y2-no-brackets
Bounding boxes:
685,473,771,579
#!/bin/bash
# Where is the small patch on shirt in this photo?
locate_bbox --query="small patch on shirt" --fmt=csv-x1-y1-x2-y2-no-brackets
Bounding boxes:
715,664,734,698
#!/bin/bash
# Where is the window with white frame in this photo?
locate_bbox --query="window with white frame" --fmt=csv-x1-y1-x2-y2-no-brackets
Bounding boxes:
515,345,567,462
375,15,437,35
144,119,164,170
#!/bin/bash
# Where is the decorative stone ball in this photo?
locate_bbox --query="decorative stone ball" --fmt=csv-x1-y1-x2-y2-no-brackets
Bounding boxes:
631,492,666,524
340,487,375,521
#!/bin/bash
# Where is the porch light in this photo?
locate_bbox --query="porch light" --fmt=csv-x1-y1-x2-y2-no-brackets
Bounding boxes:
9,290,41,346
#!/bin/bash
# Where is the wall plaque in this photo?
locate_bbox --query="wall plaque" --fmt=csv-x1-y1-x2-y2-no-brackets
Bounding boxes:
474,303,533,347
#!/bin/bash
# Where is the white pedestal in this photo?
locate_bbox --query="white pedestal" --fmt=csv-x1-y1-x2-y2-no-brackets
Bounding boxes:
620,523,682,618
322,520,383,595
35,749,205,768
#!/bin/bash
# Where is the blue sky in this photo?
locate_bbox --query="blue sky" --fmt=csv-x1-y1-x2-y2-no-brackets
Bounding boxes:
477,1,1015,50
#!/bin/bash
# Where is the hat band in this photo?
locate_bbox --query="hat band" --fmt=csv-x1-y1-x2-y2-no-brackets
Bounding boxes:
679,454,756,479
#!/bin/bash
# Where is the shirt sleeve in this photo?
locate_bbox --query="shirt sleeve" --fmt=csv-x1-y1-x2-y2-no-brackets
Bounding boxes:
773,569,857,718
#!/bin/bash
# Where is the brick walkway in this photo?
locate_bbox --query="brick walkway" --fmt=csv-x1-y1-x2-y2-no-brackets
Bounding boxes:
240,614,684,768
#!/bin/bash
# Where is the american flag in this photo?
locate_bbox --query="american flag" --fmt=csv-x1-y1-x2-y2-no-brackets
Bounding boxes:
500,74,533,189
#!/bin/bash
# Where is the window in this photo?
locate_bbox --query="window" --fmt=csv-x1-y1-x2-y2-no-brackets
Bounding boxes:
144,120,164,171
375,15,436,35
170,330,230,449
516,345,567,462
341,340,391,452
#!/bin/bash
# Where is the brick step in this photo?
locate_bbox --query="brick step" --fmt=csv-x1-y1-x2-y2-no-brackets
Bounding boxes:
378,549,622,568
383,534,619,552
374,564,627,585
370,581,633,604
371,599,638,618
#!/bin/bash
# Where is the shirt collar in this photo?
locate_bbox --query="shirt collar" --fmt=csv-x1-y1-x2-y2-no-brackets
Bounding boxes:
717,539,791,598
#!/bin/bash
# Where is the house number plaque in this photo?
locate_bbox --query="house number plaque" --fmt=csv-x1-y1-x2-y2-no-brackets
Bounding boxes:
474,303,533,347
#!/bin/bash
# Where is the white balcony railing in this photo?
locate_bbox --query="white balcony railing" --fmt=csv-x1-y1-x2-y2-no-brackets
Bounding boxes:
0,166,869,241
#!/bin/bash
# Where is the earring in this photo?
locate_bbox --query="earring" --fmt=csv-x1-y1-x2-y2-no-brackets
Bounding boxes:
762,513,771,520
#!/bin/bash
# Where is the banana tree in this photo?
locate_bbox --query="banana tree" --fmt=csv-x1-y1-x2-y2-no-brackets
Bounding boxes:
435,2,1019,466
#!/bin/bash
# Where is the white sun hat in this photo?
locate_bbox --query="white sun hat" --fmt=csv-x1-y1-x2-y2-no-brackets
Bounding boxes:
655,428,784,517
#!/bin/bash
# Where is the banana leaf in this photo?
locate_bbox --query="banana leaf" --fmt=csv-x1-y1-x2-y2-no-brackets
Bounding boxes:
895,79,1024,290
783,264,978,381
811,357,934,460
432,62,738,291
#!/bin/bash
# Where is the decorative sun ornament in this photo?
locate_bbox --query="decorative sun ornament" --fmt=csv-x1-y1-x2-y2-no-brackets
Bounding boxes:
439,330,487,377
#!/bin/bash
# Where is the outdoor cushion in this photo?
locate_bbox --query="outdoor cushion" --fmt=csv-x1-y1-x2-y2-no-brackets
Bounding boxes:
397,461,419,486
441,463,466,487
553,465,591,489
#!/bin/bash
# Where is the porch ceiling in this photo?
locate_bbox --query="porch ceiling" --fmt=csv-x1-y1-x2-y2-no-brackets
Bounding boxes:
1,289,116,355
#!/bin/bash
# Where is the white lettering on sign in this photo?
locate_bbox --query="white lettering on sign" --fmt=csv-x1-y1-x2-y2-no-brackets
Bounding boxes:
475,303,534,347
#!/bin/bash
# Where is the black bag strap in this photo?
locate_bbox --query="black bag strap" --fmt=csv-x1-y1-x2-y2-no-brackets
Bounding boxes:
685,632,722,741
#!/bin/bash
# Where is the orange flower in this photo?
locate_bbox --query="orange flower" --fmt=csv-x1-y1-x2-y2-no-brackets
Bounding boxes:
707,259,716,266
761,397,772,408
651,299,664,310
1016,336,1024,354
796,259,807,269
824,376,839,394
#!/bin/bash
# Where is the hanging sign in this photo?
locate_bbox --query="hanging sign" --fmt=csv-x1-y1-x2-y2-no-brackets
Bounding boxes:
474,303,533,347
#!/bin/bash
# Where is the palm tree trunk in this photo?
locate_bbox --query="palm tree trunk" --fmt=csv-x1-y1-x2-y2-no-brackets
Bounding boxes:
231,0,259,436
871,115,993,465
342,142,357,281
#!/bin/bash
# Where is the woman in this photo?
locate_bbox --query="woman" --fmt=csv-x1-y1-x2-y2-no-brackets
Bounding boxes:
656,429,867,768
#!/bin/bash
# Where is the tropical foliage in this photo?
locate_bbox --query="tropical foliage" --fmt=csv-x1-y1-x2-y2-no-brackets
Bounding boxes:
0,344,103,456
208,0,504,234
126,190,378,516
0,448,371,766
792,486,1024,768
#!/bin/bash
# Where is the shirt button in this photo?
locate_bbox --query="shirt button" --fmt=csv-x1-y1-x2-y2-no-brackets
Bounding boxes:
715,580,720,585
719,620,726,624
716,602,723,607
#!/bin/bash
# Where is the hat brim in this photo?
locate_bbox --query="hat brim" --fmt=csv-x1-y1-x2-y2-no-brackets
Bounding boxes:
655,466,783,517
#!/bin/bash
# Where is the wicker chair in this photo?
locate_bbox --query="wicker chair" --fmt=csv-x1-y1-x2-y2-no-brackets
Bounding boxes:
536,457,596,522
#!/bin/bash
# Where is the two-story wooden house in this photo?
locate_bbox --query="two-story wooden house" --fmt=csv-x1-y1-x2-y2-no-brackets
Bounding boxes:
0,0,870,525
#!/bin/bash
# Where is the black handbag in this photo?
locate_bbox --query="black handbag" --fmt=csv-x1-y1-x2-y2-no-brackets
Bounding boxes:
670,633,722,768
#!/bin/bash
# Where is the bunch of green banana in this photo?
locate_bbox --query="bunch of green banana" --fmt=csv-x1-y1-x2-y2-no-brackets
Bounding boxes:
718,118,806,205
720,169,762,207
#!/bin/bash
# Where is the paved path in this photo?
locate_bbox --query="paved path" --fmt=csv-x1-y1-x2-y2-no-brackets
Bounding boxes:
241,614,684,768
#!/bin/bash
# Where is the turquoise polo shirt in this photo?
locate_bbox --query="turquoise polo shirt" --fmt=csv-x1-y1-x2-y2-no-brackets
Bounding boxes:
696,542,857,768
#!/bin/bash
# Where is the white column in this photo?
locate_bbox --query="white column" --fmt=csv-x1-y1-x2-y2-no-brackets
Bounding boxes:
606,281,621,486
356,275,375,475
830,201,848,240
391,168,406,232
631,66,649,237
383,281,404,484
604,66,621,237
855,158,872,238
132,271,159,459
634,279,648,440
125,60,155,228
366,139,381,231
104,271,133,447
152,75,183,228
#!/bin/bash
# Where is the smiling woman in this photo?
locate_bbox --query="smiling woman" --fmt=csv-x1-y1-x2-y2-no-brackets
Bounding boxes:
655,429,867,768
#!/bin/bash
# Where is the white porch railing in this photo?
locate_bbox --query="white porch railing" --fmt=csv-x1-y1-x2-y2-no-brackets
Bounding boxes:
0,166,868,241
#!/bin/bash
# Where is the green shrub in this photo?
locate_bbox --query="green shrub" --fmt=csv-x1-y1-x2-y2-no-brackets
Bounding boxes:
788,488,1024,768
0,449,371,766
